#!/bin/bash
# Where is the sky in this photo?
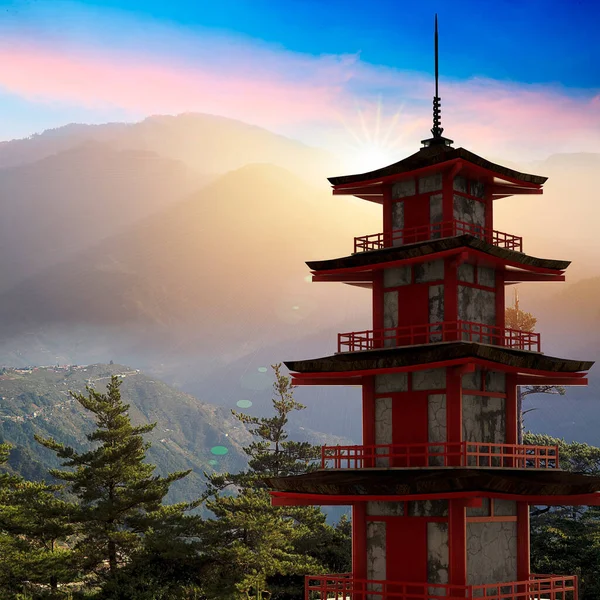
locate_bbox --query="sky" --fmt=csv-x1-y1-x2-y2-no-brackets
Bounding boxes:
1,0,599,164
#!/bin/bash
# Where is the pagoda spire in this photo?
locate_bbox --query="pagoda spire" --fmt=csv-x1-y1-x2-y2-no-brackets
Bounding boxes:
422,14,454,148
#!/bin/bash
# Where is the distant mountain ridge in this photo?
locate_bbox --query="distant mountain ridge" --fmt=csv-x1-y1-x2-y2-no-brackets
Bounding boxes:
0,362,252,504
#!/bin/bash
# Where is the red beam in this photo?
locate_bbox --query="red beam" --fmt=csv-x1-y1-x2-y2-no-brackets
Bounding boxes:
291,377,363,386
504,272,566,283
516,376,588,387
312,273,374,283
333,185,383,196
271,490,600,507
491,185,543,196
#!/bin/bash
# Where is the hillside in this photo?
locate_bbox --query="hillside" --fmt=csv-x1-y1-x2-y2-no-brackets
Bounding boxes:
0,363,252,504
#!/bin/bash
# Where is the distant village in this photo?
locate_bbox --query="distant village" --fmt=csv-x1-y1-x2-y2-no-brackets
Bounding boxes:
0,364,91,378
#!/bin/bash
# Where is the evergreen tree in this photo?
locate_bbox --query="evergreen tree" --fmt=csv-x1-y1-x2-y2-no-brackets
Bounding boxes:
35,375,194,591
203,364,351,600
0,445,78,598
526,433,600,600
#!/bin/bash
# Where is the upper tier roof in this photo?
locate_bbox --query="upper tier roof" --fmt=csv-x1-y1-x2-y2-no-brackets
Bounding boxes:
328,144,547,188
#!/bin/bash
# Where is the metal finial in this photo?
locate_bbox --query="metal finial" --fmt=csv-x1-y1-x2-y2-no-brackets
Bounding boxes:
421,15,453,148
431,14,443,138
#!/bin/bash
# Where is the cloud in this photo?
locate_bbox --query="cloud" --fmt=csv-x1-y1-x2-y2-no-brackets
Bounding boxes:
0,10,598,161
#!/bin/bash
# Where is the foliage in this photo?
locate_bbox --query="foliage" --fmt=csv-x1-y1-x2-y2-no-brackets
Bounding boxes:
0,442,79,599
203,364,351,600
526,433,600,599
35,375,195,591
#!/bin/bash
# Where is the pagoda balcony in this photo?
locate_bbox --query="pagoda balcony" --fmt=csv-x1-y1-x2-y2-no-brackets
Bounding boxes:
306,573,577,600
353,219,523,253
320,442,560,470
337,321,541,353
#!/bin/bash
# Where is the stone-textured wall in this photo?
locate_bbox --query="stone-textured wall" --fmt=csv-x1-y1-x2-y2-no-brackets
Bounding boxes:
430,193,443,231
367,502,404,516
367,521,387,583
375,373,408,394
429,285,444,336
463,394,506,450
428,522,449,585
458,285,496,328
428,393,447,466
467,522,517,587
392,201,404,235
383,291,399,337
392,180,416,199
374,397,392,466
384,266,411,288
413,368,446,391
415,260,444,283
461,368,506,393
420,174,443,193
454,195,485,228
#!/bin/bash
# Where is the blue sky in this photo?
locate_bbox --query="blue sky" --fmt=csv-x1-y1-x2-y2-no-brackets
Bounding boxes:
64,0,600,87
0,0,598,161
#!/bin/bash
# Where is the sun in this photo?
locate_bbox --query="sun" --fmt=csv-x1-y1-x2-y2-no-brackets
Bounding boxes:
335,98,419,173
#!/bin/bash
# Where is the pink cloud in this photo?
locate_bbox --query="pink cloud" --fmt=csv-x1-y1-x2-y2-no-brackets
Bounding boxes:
0,32,598,160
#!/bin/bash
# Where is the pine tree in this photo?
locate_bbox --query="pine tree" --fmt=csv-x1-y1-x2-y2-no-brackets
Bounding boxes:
203,364,351,600
35,375,193,589
0,444,78,598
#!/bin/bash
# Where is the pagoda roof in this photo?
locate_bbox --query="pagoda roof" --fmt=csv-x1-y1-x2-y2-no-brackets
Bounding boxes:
284,342,593,377
328,144,547,188
267,468,600,501
307,235,569,274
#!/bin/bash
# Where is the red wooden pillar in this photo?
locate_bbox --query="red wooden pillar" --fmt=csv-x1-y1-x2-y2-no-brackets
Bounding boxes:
444,258,458,339
352,503,367,579
373,270,384,341
446,367,463,466
362,377,375,468
495,270,506,331
448,499,467,586
383,184,392,246
506,373,518,445
517,502,530,580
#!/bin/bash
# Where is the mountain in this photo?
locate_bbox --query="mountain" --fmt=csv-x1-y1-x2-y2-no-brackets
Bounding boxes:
0,113,335,178
0,162,378,363
0,113,338,293
0,114,599,457
0,142,204,292
0,362,253,504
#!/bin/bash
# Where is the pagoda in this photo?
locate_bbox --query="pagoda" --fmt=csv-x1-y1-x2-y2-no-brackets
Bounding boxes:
268,17,599,600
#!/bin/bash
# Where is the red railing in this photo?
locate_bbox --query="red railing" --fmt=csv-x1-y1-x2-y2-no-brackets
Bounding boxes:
354,219,523,253
320,442,560,470
338,321,541,353
305,574,577,600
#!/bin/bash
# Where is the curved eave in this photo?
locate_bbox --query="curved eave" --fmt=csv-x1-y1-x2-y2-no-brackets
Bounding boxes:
284,342,593,379
306,235,569,275
328,147,547,189
267,468,600,506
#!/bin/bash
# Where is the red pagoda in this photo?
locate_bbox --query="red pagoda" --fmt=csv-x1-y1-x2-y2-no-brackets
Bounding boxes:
268,17,599,600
